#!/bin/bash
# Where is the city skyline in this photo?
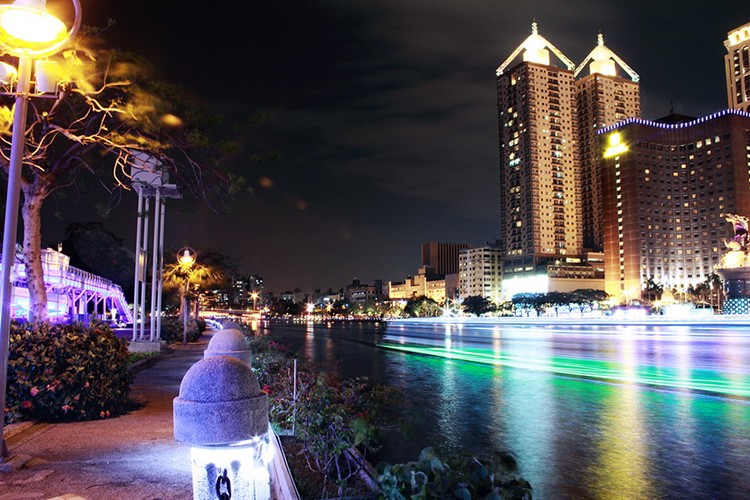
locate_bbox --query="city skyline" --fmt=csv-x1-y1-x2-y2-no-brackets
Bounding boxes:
39,1,749,293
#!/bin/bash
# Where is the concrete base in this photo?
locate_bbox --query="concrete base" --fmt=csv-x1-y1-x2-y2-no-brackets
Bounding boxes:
128,340,164,353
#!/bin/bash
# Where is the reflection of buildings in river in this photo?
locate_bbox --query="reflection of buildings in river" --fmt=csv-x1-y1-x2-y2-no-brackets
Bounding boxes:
590,335,653,499
499,339,555,495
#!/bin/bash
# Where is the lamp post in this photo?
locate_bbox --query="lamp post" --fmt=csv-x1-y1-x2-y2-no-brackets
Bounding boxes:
0,0,82,461
250,291,258,311
177,247,196,344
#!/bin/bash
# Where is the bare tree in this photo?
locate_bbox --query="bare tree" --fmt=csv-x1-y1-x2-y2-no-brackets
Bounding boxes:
0,34,239,321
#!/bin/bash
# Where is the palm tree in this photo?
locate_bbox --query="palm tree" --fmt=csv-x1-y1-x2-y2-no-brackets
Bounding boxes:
162,258,222,330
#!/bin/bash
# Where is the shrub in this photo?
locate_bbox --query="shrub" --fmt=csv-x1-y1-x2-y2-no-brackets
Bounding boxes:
252,341,397,498
5,321,132,424
195,317,207,333
159,316,201,343
377,447,532,500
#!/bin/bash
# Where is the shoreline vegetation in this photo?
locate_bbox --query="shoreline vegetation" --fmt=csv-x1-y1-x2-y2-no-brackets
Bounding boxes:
246,329,533,499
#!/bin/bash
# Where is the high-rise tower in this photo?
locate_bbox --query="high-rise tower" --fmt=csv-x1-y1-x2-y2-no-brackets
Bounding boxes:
724,22,750,112
496,23,580,280
575,34,641,251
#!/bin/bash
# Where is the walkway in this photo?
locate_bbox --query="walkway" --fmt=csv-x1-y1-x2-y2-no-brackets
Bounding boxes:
0,334,209,499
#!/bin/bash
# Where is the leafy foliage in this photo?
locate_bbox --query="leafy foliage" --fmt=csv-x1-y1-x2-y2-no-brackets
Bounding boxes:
5,321,132,424
512,289,610,316
252,339,397,498
404,296,442,317
462,295,496,317
377,447,532,500
158,316,203,343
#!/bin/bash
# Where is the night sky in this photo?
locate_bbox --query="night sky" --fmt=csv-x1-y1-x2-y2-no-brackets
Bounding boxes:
43,0,749,293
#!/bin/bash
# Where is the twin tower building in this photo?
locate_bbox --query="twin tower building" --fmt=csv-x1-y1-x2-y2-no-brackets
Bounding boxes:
495,22,750,303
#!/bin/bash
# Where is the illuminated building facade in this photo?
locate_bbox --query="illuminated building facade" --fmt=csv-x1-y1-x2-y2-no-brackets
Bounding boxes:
496,25,636,295
458,245,503,302
575,34,641,251
388,266,451,304
496,23,580,280
725,21,750,112
599,110,750,302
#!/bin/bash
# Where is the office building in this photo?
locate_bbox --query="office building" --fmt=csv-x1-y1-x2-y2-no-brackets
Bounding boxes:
458,245,503,302
421,242,469,276
599,110,750,302
725,21,750,112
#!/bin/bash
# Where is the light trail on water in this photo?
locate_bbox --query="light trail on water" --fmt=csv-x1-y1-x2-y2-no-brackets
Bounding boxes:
380,321,750,398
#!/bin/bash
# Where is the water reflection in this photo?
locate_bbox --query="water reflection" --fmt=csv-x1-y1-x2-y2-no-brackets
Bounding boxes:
266,320,750,499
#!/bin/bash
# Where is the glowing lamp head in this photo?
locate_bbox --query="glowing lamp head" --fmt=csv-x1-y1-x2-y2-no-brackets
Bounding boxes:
178,247,196,267
0,0,68,54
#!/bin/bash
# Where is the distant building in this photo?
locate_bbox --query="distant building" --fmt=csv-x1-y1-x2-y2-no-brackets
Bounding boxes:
599,109,750,303
388,266,449,304
421,242,469,276
346,278,385,305
725,21,750,112
458,245,503,302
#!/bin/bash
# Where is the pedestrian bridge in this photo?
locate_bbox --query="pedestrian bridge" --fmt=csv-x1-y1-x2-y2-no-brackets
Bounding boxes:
4,248,133,324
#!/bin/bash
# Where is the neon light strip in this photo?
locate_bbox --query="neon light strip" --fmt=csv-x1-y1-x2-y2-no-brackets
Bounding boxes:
379,343,750,398
597,108,750,135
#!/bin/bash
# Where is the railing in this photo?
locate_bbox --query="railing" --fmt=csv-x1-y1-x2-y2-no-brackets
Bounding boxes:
1,248,133,324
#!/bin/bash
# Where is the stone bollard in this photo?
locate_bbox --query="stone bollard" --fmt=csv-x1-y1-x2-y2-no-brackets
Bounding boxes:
174,356,271,500
204,328,252,367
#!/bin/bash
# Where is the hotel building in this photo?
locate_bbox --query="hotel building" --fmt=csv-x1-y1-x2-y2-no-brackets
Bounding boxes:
725,21,750,112
575,34,641,251
495,24,637,295
599,110,750,302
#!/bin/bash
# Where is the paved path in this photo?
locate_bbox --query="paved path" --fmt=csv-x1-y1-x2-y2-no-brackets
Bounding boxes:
0,334,211,500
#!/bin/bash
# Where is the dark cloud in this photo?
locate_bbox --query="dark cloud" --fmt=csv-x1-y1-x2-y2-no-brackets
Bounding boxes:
45,0,745,293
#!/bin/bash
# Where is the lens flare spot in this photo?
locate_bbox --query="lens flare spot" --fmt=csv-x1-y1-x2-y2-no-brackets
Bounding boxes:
160,113,183,127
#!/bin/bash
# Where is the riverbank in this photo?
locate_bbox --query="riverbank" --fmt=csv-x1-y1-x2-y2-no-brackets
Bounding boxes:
388,314,750,327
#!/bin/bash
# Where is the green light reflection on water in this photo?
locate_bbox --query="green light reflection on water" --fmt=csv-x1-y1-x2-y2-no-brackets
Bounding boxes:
379,343,750,398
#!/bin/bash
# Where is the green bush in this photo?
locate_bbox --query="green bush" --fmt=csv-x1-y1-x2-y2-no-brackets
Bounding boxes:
5,321,132,424
159,316,201,343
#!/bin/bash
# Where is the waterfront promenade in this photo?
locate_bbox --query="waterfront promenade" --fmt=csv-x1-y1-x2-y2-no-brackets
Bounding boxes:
0,333,209,499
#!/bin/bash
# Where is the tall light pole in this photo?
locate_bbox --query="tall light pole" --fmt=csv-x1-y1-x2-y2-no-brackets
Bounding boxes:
177,247,196,344
0,0,82,460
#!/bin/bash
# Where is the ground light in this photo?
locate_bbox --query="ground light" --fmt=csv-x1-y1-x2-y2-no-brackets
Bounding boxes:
379,343,750,398
0,0,82,462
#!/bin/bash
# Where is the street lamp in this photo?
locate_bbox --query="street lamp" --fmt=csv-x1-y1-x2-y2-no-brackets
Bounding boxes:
177,247,196,344
250,291,258,311
0,0,82,461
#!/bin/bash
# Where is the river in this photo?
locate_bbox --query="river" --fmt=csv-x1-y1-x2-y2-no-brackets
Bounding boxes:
260,318,750,499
